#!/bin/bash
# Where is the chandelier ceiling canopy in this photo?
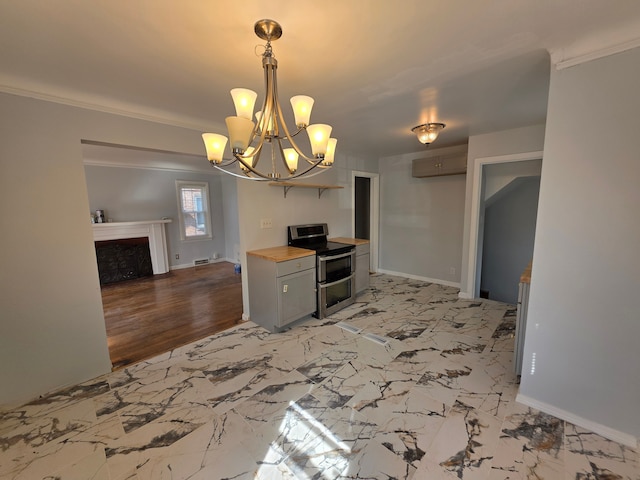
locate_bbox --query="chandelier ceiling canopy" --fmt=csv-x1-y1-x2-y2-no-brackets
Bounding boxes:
202,19,336,181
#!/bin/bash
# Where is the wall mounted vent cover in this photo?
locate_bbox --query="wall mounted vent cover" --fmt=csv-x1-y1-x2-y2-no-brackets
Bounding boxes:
194,258,210,266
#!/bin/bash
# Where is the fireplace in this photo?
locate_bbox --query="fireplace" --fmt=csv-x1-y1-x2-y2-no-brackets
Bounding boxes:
92,219,171,279
95,237,153,285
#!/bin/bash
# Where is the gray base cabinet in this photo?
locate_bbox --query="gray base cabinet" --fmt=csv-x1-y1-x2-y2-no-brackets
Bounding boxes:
247,254,316,333
355,243,370,294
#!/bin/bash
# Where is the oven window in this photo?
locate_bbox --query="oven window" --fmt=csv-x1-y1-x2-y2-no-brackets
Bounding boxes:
325,278,352,308
325,256,351,283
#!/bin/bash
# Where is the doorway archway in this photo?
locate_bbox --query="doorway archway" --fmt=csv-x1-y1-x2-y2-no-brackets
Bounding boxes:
462,151,543,299
351,171,379,273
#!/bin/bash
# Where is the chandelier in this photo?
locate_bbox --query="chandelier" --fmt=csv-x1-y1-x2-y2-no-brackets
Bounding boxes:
202,19,336,181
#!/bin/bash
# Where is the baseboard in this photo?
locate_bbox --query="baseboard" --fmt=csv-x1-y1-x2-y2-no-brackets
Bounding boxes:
170,258,232,271
516,393,638,449
457,291,473,299
376,269,460,289
170,263,193,271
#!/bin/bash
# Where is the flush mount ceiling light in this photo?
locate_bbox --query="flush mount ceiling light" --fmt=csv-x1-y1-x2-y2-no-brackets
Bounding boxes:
412,122,446,145
202,19,336,181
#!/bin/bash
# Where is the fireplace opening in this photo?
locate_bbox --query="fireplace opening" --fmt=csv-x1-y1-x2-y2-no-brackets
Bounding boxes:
95,237,154,285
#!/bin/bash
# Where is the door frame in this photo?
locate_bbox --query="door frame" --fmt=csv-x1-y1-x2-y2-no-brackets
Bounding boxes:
462,151,543,298
351,171,379,272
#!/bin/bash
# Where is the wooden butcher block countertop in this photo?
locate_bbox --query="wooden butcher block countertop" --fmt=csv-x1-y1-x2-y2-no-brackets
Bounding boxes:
520,261,533,284
329,237,370,246
246,246,315,262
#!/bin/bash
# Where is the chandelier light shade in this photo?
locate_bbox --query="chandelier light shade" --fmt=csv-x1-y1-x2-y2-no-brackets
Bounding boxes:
202,19,337,180
230,88,258,120
306,124,332,156
225,116,254,151
290,95,314,127
412,122,446,145
283,148,299,173
322,138,337,166
202,133,228,164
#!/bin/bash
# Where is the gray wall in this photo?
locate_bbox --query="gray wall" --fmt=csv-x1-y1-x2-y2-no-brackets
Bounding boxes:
480,176,540,304
221,178,241,263
520,47,640,441
0,92,205,405
84,165,228,267
377,145,467,285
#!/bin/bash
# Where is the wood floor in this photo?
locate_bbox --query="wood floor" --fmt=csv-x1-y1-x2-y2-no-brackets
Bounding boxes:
101,261,243,370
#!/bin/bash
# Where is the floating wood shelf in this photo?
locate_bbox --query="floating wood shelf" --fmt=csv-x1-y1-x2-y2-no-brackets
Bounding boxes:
268,181,343,198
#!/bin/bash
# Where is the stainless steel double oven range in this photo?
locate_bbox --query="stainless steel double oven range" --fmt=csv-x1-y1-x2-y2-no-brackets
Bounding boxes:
288,224,355,318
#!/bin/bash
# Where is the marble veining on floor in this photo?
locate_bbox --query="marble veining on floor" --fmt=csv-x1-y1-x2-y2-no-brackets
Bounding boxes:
1,274,637,479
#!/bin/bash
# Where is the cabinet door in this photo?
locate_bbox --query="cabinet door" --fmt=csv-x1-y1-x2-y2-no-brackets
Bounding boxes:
412,154,467,177
277,269,316,327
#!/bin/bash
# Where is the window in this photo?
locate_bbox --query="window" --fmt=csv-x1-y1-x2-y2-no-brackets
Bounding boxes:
176,181,212,240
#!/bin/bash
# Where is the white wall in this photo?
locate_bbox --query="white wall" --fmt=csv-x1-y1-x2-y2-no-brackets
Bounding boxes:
520,47,640,442
378,145,467,286
84,165,228,267
459,124,546,297
0,92,206,406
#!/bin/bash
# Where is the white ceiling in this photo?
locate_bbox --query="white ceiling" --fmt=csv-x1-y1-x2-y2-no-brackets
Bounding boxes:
2,1,640,161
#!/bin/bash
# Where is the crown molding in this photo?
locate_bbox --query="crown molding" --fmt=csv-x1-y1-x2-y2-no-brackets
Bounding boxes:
551,37,640,70
0,82,213,132
81,140,217,175
82,158,219,175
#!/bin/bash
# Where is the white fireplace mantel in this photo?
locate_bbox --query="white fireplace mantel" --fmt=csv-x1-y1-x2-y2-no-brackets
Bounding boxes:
92,219,172,274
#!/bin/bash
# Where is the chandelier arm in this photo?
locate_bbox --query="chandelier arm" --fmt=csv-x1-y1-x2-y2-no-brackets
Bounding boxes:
232,81,278,181
210,163,267,180
210,157,241,168
275,133,330,178
286,161,331,179
249,116,269,170
210,161,328,181
271,72,320,165
231,55,274,177
231,152,277,179
288,127,305,137
233,142,263,176
245,60,276,171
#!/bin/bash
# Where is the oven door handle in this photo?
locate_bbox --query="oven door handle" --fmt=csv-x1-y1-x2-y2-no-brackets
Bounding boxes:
317,251,354,262
319,273,355,289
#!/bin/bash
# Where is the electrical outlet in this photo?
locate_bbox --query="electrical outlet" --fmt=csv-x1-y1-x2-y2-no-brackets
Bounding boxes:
449,267,456,275
260,218,273,229
175,254,180,260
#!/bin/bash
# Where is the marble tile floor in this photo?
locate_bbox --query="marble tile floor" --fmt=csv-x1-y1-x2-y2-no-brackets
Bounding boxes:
1,274,637,479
